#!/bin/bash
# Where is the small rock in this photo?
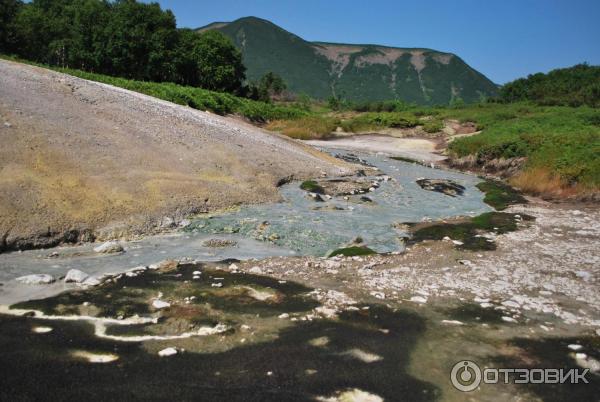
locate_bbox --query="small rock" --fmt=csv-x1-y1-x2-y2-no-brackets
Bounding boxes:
501,316,517,323
15,274,55,285
278,313,290,319
64,269,89,284
152,300,171,309
93,241,124,254
211,283,223,288
410,296,427,304
4,122,11,128
568,344,583,351
249,266,263,274
158,347,178,357
82,276,101,286
441,320,464,326
32,326,53,333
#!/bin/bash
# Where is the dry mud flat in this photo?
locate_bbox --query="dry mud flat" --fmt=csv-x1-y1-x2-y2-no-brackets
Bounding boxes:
0,59,351,251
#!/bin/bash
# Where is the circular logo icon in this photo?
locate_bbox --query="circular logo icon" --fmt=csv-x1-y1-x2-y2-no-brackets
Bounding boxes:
450,360,482,392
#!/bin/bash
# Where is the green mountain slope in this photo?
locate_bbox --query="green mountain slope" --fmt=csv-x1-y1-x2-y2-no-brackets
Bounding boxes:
196,16,498,104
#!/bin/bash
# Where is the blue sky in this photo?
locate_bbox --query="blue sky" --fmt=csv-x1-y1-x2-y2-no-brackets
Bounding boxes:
147,0,600,84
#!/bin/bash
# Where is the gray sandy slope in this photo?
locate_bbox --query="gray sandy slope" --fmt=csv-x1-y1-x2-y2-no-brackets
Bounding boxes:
0,60,351,251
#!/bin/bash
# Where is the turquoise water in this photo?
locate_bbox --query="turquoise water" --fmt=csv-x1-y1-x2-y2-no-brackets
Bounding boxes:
187,151,492,256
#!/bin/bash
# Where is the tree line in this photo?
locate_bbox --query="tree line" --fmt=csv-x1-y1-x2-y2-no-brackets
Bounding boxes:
0,0,251,94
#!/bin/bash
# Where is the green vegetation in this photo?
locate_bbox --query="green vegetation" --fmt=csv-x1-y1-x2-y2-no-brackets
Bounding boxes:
299,180,325,194
340,112,419,132
446,103,600,190
1,55,307,122
408,212,534,251
266,116,336,139
476,180,527,210
203,16,498,104
500,64,600,107
422,119,444,133
247,71,288,102
327,246,376,257
1,0,246,94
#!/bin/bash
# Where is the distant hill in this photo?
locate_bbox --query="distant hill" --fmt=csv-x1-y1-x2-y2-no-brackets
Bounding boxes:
196,16,498,104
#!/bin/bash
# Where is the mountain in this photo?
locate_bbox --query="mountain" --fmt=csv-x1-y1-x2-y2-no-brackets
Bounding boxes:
196,16,498,104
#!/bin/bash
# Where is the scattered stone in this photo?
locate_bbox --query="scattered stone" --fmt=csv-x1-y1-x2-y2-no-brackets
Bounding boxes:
64,269,89,284
370,291,385,300
568,344,583,351
15,274,55,285
82,276,101,287
93,241,124,254
410,296,427,304
72,350,119,363
278,313,290,319
211,283,223,288
152,300,171,309
249,266,263,274
441,320,464,326
158,347,178,357
416,178,466,197
501,316,517,323
340,348,383,363
32,326,53,333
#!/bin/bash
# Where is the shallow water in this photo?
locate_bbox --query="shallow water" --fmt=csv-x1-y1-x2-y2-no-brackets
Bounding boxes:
188,151,491,256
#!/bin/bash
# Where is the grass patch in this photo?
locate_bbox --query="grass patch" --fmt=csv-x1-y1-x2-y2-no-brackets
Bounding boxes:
299,180,325,194
340,112,419,132
327,246,376,258
422,119,444,133
266,116,337,139
476,180,527,210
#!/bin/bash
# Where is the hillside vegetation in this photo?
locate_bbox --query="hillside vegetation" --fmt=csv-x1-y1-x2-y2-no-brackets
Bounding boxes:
199,16,498,104
499,64,600,107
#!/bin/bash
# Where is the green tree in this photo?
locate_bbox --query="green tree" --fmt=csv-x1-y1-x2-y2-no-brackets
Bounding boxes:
192,30,245,93
0,0,23,53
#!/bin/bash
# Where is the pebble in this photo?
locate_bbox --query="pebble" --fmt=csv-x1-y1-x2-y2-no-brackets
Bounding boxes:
152,300,171,309
441,320,464,326
410,296,427,304
158,347,178,357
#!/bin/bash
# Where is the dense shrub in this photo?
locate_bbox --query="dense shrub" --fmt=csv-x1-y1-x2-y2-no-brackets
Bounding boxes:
499,64,600,107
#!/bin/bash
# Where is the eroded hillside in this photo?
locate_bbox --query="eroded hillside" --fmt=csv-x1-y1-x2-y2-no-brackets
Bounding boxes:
0,60,351,251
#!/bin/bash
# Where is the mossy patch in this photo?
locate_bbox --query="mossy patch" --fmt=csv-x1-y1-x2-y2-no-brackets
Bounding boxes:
407,212,534,251
299,180,325,194
476,180,527,210
327,246,376,258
